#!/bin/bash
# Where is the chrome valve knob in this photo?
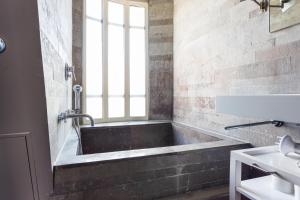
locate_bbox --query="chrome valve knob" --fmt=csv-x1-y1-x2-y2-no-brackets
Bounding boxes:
0,37,6,53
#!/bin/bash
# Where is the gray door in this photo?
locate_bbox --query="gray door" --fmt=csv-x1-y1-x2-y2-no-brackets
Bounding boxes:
0,133,36,200
0,0,53,199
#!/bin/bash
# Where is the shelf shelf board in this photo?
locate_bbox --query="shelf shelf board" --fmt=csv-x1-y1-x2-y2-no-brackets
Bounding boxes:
233,146,300,186
237,175,294,200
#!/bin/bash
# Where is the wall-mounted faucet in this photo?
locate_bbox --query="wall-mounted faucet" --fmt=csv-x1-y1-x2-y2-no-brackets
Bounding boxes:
58,110,95,126
224,120,284,130
58,84,94,126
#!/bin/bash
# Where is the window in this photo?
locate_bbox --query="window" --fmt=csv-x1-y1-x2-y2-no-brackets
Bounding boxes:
84,0,148,123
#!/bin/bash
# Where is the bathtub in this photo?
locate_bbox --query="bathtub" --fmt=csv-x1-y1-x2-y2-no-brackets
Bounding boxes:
52,121,250,200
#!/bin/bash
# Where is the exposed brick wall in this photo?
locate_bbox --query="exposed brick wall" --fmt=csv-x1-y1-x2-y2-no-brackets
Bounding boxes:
173,0,300,146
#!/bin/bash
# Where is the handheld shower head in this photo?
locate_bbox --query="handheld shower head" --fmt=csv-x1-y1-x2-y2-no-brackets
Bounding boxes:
73,84,83,93
73,85,83,113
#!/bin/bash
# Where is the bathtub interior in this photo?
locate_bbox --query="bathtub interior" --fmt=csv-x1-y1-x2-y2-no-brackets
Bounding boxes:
53,121,251,199
80,122,221,154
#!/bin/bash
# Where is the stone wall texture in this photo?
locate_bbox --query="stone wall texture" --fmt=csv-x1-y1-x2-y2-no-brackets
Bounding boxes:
73,0,83,88
148,0,174,120
37,0,73,165
173,0,300,146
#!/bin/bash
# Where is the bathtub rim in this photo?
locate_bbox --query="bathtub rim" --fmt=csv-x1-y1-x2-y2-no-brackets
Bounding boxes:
54,121,250,168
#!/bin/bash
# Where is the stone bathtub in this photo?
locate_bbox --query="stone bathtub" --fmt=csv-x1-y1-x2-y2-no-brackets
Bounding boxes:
52,121,250,200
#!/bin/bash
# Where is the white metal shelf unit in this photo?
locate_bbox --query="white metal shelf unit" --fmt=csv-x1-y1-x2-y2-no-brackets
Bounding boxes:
230,146,300,200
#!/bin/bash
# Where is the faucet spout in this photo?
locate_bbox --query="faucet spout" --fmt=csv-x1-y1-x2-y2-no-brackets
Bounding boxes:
66,113,95,126
58,110,95,126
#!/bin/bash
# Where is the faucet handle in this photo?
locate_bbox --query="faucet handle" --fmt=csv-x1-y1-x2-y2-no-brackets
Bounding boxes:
0,37,6,54
58,112,67,122
58,110,75,123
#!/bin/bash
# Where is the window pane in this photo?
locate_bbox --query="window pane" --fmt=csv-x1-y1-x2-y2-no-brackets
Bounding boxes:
109,97,124,118
108,25,125,95
108,1,124,24
130,97,146,117
130,28,146,95
130,6,145,27
86,0,102,20
86,97,102,118
86,19,102,96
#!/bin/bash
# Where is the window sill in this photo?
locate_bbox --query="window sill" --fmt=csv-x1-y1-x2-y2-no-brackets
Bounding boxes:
81,120,171,128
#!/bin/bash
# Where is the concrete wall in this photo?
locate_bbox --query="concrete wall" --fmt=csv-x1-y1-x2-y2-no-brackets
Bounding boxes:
37,0,73,165
173,0,300,146
73,0,173,120
52,139,249,200
73,0,83,88
148,0,173,120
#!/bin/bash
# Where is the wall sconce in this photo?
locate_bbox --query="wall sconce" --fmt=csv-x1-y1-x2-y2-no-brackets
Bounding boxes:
251,0,296,12
251,0,268,11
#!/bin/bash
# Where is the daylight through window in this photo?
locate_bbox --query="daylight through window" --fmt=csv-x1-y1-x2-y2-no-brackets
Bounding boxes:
84,0,148,122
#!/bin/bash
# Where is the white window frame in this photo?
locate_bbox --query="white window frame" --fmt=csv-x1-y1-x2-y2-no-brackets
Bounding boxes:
83,0,149,124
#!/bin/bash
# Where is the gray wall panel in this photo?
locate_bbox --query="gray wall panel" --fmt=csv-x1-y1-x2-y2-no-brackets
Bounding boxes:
216,95,300,124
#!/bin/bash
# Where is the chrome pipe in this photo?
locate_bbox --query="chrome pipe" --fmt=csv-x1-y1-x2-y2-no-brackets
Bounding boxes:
58,110,94,127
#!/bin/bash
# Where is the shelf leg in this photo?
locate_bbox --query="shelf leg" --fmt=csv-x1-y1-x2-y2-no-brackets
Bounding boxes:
230,155,241,200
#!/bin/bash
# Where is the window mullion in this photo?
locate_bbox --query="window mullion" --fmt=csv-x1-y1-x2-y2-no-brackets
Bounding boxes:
84,0,148,123
145,3,149,120
102,0,109,121
124,4,130,119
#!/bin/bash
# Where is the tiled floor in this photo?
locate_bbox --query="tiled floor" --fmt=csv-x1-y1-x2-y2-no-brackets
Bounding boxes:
159,186,229,200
